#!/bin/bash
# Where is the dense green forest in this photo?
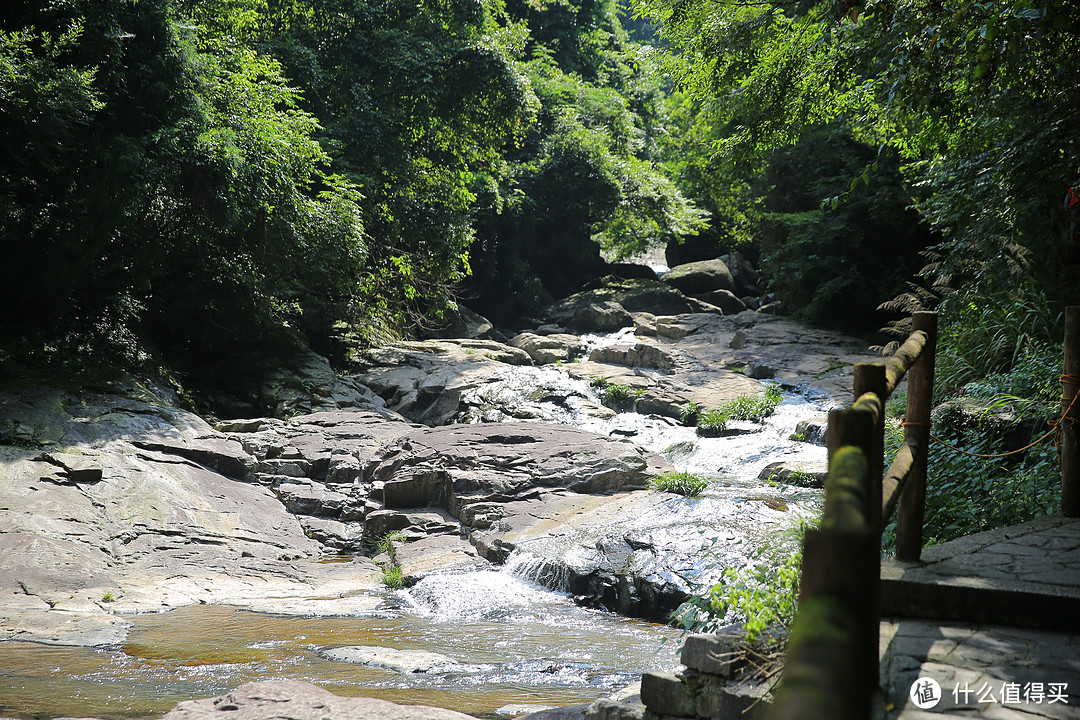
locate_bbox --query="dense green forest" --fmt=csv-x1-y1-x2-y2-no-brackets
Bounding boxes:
2,0,1078,541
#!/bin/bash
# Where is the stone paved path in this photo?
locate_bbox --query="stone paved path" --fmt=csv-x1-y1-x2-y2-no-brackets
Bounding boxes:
879,515,1080,718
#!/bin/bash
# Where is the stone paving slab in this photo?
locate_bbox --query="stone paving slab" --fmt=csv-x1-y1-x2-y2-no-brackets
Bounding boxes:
881,516,1080,631
881,618,1080,719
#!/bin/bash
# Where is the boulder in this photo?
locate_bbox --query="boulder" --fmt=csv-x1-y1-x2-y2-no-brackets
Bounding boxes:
791,416,828,445
420,304,494,340
692,289,746,316
719,251,763,297
568,300,634,332
536,278,714,331
588,342,677,370
159,680,480,719
508,332,585,364
605,262,659,281
661,259,737,296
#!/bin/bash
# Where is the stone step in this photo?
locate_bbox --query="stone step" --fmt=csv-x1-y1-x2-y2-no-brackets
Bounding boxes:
880,515,1080,631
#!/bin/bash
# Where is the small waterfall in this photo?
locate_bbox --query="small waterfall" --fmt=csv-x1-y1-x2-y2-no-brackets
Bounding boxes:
400,569,570,621
504,551,571,592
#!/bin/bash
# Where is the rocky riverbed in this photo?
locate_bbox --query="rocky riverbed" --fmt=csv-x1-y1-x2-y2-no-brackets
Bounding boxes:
1,269,880,719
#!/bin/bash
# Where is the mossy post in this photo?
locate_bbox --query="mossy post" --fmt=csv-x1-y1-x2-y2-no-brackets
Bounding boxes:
853,363,886,531
897,311,937,561
1063,306,1080,517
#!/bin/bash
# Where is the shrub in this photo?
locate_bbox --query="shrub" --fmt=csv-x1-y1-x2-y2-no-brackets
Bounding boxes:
695,384,784,433
881,346,1062,553
651,471,709,497
381,566,406,589
671,543,803,642
590,377,647,408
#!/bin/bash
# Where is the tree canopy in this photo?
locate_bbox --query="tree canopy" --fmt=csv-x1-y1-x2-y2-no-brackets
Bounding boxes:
0,0,702,381
636,0,1079,341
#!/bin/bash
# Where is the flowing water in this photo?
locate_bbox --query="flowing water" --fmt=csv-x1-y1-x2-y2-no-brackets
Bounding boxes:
1,333,832,719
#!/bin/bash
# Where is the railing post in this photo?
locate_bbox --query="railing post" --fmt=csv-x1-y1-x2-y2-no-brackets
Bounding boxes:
853,363,887,531
897,311,937,561
1063,306,1080,517
823,403,879,719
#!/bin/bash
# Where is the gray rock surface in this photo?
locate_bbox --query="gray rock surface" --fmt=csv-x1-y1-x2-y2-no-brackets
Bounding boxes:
757,461,827,488
159,680,481,720
351,340,529,425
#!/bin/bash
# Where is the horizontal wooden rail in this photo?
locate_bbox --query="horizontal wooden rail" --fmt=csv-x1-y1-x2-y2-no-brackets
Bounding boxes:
883,330,928,397
881,442,915,524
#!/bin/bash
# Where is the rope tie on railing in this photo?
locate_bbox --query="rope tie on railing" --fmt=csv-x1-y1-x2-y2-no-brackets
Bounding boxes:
901,374,1080,459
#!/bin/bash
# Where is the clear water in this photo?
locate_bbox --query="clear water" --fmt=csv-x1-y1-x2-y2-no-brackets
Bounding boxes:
1,594,681,719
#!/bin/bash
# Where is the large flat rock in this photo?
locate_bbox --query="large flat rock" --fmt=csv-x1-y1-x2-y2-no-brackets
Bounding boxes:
0,388,388,645
369,422,672,512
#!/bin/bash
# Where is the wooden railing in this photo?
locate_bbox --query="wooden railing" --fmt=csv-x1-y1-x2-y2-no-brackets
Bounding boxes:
764,307,1080,720
762,312,938,720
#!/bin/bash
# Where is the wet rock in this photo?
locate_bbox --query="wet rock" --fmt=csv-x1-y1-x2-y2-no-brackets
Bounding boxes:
394,534,488,580
322,645,463,673
758,461,827,488
509,332,585,364
440,339,533,365
564,361,765,422
662,259,737,296
467,491,728,622
654,311,874,405
791,416,827,445
159,680,480,719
